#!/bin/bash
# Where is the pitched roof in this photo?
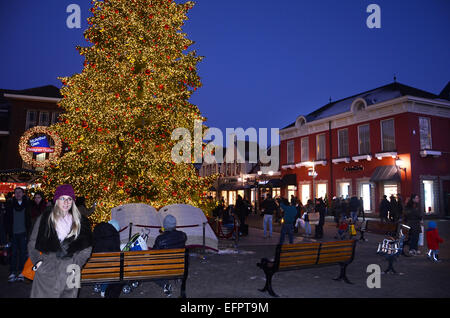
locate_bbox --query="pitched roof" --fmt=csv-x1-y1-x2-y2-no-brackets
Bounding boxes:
0,85,62,99
282,81,441,130
438,81,450,101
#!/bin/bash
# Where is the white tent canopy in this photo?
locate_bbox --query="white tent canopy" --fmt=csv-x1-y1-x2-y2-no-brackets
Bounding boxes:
111,203,218,252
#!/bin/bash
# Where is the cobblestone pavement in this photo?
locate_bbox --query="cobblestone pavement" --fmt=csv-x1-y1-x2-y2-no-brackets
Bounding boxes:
1,216,449,298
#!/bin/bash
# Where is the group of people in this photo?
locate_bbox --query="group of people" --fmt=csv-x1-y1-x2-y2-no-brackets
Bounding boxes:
0,184,187,298
379,194,404,223
260,194,326,244
213,195,252,236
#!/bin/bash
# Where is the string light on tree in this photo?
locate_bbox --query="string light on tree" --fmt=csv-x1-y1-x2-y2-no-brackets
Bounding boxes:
41,0,216,223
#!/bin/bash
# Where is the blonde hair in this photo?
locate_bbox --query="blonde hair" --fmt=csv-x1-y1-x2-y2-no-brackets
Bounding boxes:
48,201,82,239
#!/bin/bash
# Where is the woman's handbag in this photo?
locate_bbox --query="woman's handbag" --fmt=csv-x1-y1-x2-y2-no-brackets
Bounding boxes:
22,257,36,281
308,212,320,225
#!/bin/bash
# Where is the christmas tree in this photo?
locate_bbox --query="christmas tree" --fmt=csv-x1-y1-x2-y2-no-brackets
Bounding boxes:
41,0,216,222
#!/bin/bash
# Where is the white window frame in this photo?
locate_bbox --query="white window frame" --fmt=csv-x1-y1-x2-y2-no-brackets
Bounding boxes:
301,137,309,162
358,124,370,155
419,117,432,150
39,111,50,126
287,140,294,164
381,118,396,152
316,133,326,160
338,128,349,157
25,110,38,130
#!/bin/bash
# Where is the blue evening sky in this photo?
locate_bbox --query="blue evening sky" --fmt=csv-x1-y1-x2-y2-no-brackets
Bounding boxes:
0,0,449,145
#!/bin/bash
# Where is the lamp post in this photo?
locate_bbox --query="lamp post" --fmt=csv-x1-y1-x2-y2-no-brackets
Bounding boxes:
306,161,317,208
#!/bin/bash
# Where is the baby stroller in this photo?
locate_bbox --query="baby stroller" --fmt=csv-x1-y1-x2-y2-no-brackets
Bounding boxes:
118,229,150,294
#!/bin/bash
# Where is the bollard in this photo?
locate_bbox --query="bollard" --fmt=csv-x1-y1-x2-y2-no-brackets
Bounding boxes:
129,222,133,241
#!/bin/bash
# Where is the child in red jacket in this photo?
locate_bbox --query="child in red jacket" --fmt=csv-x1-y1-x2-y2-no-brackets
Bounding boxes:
426,221,444,262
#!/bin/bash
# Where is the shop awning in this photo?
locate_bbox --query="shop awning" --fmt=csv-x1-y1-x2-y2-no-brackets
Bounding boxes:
369,165,401,182
258,178,283,188
282,174,297,186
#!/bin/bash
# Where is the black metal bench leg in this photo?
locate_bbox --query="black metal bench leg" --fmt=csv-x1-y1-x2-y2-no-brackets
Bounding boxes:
180,278,187,298
259,271,279,297
333,263,353,284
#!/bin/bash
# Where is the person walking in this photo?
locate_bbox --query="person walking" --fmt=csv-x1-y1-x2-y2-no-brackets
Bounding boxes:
27,184,93,298
235,195,248,236
153,214,187,297
404,194,423,256
303,200,314,237
425,221,444,262
5,187,32,282
278,198,297,245
379,195,391,223
314,198,326,239
389,195,400,223
349,196,360,223
261,194,277,238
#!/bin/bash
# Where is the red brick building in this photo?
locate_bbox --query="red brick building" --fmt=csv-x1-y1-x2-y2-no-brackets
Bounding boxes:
279,82,450,217
0,85,62,194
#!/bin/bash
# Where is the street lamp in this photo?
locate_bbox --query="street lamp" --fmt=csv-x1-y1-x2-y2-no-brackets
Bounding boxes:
395,158,406,172
305,161,317,207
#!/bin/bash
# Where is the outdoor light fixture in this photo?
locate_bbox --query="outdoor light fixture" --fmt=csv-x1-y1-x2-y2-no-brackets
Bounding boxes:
395,158,406,172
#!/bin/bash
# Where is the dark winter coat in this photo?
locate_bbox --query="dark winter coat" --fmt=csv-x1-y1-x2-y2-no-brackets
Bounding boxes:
153,229,187,250
404,205,423,234
261,198,277,215
379,199,391,218
93,222,120,253
4,197,32,238
349,197,360,212
28,209,93,298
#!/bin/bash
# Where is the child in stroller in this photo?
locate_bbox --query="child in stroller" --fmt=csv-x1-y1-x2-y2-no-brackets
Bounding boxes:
335,217,356,240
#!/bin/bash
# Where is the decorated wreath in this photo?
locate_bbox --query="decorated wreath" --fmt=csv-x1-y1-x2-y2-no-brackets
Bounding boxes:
19,126,62,168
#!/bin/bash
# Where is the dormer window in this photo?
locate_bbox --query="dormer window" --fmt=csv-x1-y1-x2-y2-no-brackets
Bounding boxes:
295,116,307,129
351,98,367,113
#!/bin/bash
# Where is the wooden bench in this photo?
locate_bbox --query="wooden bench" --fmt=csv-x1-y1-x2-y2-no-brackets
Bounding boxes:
257,240,357,297
81,248,189,298
359,220,399,241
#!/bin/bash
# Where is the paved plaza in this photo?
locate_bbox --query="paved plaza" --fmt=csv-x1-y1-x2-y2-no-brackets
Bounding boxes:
1,216,449,298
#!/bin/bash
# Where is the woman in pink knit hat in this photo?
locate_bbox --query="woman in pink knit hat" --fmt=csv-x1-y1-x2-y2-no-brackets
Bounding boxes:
27,184,92,298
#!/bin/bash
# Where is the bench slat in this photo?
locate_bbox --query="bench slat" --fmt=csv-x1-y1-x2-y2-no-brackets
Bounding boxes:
123,269,185,279
281,243,321,251
83,262,121,269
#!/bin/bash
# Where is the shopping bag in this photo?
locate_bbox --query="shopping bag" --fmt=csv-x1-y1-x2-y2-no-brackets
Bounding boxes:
418,226,424,246
22,258,36,281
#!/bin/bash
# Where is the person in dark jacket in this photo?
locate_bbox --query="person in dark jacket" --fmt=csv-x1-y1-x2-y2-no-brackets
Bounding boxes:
314,198,326,239
30,191,47,229
93,220,122,298
153,214,187,297
235,195,248,236
5,187,32,282
379,195,391,223
404,194,423,256
349,196,360,223
389,195,400,223
261,194,277,238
